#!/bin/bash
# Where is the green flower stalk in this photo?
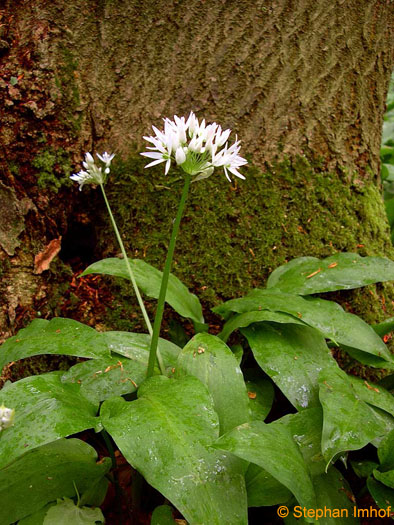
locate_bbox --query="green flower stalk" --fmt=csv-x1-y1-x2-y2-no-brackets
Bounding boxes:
71,152,166,375
142,111,247,377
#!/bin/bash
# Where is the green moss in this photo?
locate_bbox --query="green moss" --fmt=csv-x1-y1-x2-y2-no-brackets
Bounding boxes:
32,148,72,192
54,46,82,134
97,153,391,289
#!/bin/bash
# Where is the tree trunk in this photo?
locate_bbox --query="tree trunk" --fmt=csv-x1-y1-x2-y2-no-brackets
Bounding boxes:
1,0,393,346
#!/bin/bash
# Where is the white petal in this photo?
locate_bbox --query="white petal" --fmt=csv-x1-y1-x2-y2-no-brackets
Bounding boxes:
144,158,167,168
228,167,246,179
165,159,171,175
140,151,164,159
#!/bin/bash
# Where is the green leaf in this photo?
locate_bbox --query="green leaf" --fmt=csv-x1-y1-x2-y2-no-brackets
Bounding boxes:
378,428,394,469
213,290,392,365
367,477,394,514
319,368,389,465
0,438,110,524
245,408,324,509
245,378,274,421
174,333,250,434
81,258,205,326
0,318,110,371
61,355,148,403
386,199,394,228
351,460,379,478
285,468,359,525
219,310,304,342
374,469,394,490
151,505,177,524
348,376,394,418
18,504,55,525
278,408,325,477
43,498,104,524
103,331,180,368
213,420,316,509
241,323,338,410
245,463,292,507
101,376,248,524
266,253,394,295
61,332,182,403
0,372,99,468
373,317,394,337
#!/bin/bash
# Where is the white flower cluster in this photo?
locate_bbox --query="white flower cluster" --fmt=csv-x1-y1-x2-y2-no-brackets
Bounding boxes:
0,405,14,431
70,152,115,190
141,112,247,182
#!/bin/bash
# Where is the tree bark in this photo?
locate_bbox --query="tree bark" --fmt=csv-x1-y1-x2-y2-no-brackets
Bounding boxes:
0,0,393,344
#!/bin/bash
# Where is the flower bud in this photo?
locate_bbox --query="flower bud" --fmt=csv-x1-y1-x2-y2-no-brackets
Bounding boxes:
175,147,187,165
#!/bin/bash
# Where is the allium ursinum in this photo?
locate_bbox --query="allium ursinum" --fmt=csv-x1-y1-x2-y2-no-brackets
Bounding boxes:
0,405,14,431
141,112,247,182
70,152,115,190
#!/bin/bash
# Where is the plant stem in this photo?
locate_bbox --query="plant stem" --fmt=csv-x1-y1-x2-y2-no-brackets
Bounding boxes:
100,184,165,374
101,429,123,524
147,174,191,378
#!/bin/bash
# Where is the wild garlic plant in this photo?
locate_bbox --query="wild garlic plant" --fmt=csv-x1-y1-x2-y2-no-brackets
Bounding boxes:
1,112,394,524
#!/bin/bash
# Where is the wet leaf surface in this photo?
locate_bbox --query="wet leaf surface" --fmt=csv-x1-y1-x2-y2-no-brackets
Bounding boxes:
0,438,110,524
0,372,99,468
101,375,248,524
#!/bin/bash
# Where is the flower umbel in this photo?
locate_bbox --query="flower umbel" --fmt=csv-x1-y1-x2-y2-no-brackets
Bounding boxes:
70,152,115,190
0,405,14,431
141,112,247,182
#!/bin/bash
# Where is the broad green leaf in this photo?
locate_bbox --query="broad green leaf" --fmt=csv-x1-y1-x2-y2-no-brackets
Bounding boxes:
82,257,205,327
18,504,55,525
175,333,250,433
213,289,392,365
213,420,316,509
285,468,359,525
0,372,98,468
266,253,394,295
151,505,177,524
309,468,358,524
374,469,394,490
103,331,180,368
219,310,304,342
241,323,337,410
0,438,110,524
373,317,394,337
101,376,248,525
0,318,109,371
61,355,148,403
277,408,325,477
245,463,292,507
349,376,394,418
343,346,394,370
379,374,394,393
43,498,104,525
319,368,389,465
61,332,182,403
378,428,394,469
351,460,379,478
367,477,394,513
386,199,394,228
245,379,274,421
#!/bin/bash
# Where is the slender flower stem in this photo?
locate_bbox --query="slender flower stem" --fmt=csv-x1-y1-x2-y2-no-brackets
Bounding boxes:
100,184,165,374
147,174,191,378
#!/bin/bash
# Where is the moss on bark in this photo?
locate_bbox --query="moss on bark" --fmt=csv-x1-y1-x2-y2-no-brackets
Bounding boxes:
93,153,393,314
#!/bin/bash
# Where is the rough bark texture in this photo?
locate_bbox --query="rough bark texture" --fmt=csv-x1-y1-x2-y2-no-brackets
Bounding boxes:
0,0,394,345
